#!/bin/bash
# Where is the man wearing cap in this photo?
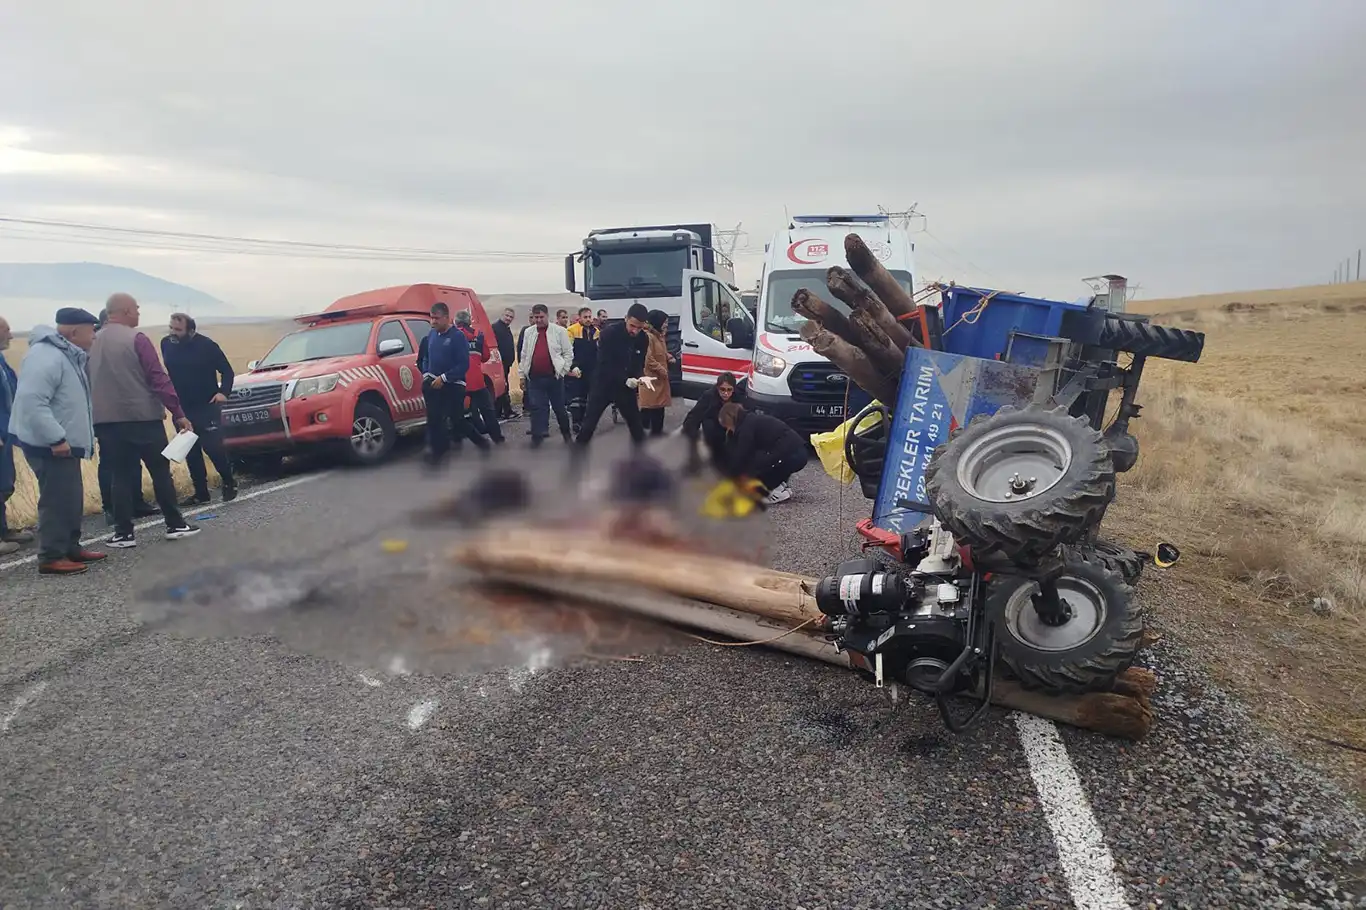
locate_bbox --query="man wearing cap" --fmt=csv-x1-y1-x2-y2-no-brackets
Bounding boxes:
89,292,200,548
7,308,108,574
0,315,36,556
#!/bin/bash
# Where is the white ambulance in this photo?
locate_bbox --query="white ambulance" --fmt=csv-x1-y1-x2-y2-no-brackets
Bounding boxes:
746,214,918,433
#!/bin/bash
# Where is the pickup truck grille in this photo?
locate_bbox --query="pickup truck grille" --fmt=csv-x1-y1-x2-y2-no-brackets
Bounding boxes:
787,362,850,404
225,383,284,410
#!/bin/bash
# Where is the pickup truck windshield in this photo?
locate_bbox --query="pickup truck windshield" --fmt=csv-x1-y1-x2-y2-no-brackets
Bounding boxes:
257,321,374,367
763,269,914,334
585,246,689,300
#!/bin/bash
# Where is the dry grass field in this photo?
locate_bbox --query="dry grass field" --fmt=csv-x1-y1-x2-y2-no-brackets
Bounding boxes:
1112,281,1366,786
5,319,529,529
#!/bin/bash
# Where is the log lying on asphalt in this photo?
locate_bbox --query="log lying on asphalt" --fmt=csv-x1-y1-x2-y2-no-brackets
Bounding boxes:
826,266,918,352
452,527,1157,741
845,233,920,322
798,321,901,407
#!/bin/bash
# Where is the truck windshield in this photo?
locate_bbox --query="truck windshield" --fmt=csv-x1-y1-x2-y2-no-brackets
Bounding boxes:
585,246,689,300
256,321,374,367
763,269,914,334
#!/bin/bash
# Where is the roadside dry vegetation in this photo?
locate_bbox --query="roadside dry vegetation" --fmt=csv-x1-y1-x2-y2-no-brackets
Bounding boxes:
1112,281,1366,789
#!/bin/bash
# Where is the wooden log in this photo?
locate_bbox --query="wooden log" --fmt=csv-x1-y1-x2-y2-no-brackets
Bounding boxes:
826,267,918,352
452,525,818,626
845,233,920,321
849,309,908,379
452,528,1158,741
798,322,901,406
791,289,859,349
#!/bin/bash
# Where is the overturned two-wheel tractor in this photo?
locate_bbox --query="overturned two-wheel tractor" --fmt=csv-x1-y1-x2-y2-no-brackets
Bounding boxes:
924,404,1146,695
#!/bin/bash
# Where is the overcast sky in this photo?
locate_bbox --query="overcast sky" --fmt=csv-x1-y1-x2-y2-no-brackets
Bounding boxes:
2,0,1364,322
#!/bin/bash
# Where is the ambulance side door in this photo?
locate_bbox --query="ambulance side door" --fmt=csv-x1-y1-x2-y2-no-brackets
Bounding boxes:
680,268,754,389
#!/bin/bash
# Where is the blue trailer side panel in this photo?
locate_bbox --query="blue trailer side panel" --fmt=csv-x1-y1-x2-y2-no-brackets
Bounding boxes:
872,348,1042,535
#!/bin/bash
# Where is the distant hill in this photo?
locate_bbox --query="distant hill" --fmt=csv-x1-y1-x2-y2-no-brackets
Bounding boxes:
0,262,226,309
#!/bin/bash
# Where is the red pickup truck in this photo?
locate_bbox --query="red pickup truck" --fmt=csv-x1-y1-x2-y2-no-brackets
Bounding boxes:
223,283,507,471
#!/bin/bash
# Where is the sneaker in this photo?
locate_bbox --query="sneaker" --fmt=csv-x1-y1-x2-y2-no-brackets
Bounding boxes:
105,532,137,548
3,529,35,545
0,540,19,556
764,485,793,505
69,548,108,563
39,558,87,575
181,493,211,508
166,523,201,541
222,484,238,502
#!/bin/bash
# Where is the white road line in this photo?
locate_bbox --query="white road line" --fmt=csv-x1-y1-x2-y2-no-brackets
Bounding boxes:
0,472,331,573
1,681,48,734
406,698,439,731
1014,713,1132,910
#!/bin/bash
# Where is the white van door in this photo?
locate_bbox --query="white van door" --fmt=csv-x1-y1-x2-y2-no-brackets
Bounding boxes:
680,269,754,389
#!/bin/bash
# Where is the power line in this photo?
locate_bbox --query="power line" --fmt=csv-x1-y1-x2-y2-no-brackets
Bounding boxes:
0,215,570,262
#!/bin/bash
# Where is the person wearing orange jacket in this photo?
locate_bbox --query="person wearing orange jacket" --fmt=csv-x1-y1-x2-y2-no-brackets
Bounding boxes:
455,309,504,445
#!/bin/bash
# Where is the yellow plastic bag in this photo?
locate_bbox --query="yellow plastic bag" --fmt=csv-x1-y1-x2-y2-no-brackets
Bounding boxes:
809,404,885,484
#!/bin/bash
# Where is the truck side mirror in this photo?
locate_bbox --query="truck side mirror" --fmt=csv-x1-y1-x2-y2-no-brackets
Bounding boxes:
246,360,259,370
564,254,576,294
377,338,406,357
725,317,754,350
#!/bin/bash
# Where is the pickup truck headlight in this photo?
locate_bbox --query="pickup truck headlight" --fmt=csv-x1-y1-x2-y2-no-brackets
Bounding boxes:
290,374,340,399
753,349,787,378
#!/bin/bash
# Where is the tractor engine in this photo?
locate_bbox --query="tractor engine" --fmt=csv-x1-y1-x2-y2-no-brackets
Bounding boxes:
814,523,980,696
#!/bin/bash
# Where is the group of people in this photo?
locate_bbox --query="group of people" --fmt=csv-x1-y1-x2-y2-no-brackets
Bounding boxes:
420,301,676,461
0,294,240,575
421,298,810,505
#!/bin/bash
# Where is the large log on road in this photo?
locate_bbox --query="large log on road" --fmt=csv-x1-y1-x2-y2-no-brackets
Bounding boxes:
452,528,1156,741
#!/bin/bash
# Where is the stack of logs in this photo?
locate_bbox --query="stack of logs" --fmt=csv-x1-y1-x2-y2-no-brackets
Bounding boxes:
792,233,926,408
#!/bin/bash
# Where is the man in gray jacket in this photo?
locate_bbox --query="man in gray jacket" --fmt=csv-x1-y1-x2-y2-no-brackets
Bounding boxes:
89,293,200,548
7,308,109,575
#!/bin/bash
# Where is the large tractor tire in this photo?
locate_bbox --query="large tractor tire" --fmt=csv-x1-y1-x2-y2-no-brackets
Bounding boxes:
1098,318,1205,363
1062,537,1145,586
988,557,1142,694
924,405,1115,564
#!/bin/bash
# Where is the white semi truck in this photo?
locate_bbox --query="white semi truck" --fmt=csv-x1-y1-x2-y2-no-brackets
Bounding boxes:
745,214,919,433
564,223,756,398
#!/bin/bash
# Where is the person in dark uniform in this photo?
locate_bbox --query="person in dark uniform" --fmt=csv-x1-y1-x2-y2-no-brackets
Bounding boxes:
565,306,599,435
491,307,518,420
416,302,489,464
574,303,650,449
716,401,808,504
680,370,746,472
161,312,237,505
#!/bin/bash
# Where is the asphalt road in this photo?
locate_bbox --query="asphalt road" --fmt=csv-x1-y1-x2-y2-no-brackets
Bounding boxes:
3,403,1366,909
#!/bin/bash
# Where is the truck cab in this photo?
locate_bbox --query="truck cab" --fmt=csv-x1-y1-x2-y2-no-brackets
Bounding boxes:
564,223,756,398
223,283,506,470
747,214,918,434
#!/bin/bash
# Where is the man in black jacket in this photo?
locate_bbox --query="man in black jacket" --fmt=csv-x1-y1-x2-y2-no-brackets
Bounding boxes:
161,313,236,504
717,402,808,504
574,303,650,448
491,307,518,420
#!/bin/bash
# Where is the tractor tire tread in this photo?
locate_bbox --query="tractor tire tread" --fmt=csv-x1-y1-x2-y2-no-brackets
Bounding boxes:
925,405,1116,564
